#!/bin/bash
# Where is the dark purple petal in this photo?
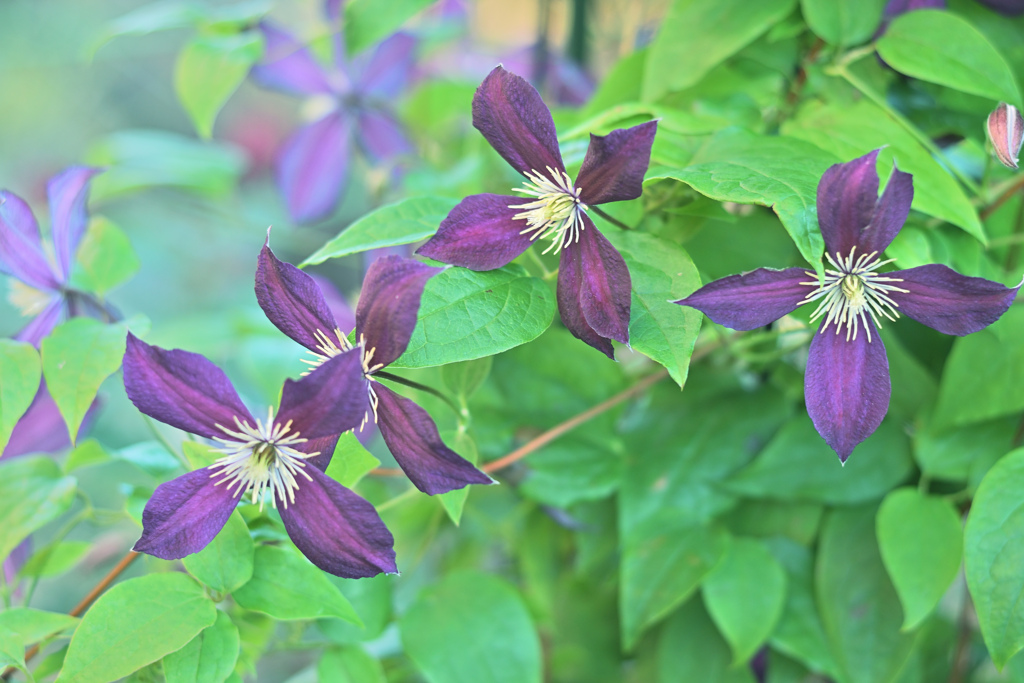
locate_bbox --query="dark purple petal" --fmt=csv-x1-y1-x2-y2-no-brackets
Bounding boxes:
0,191,59,290
576,121,658,206
472,66,564,176
977,0,1024,16
354,33,417,100
277,113,352,225
415,194,535,270
278,465,396,578
557,241,613,358
374,383,493,495
355,256,441,368
13,297,66,347
861,166,913,255
310,274,356,334
817,150,881,256
357,110,412,162
804,321,891,463
300,434,341,472
277,349,368,439
255,242,338,352
133,468,240,560
48,167,100,281
888,264,1020,335
251,22,335,96
123,334,254,440
675,267,810,331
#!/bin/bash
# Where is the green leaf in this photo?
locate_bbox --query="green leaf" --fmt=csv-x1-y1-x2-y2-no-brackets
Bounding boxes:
344,0,433,56
19,540,92,578
601,228,702,386
0,608,79,645
182,511,254,594
440,356,492,402
0,338,41,454
800,0,886,46
642,0,797,101
317,646,386,683
57,573,217,683
702,538,787,665
817,506,916,683
90,1,203,57
182,440,218,469
876,488,963,631
648,129,838,269
70,217,141,296
163,611,239,683
655,599,756,683
0,456,77,561
175,31,264,139
915,415,1018,482
877,10,1021,107
721,500,823,547
324,432,381,489
400,570,542,683
65,439,112,472
437,431,477,525
519,433,624,509
390,264,556,368
965,448,1024,668
318,575,393,645
233,545,361,623
302,196,459,266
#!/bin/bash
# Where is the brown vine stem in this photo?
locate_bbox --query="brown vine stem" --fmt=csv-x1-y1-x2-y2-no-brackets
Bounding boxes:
980,173,1024,220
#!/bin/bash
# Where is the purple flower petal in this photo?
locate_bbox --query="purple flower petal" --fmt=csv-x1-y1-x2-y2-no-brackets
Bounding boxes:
48,166,101,281
576,121,658,206
473,66,564,176
300,434,341,473
325,0,344,22
888,264,1020,335
557,247,613,358
862,166,913,256
13,296,66,347
357,110,412,162
817,150,881,256
675,268,811,331
0,191,59,291
355,256,440,369
133,468,240,560
255,242,338,352
251,22,335,96
123,334,254,440
310,274,356,334
278,465,396,578
415,194,535,270
374,383,493,495
977,0,1024,16
354,33,417,101
804,321,891,462
277,113,352,225
277,349,368,440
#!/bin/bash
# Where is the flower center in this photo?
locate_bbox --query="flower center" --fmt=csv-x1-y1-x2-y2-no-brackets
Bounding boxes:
799,247,909,342
304,329,384,430
8,280,53,316
209,407,317,510
509,166,589,255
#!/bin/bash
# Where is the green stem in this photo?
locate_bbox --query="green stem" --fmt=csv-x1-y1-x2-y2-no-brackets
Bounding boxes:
376,486,420,513
591,206,632,231
373,372,461,417
143,415,189,469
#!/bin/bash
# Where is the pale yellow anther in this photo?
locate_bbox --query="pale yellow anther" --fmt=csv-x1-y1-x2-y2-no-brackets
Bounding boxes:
508,166,588,255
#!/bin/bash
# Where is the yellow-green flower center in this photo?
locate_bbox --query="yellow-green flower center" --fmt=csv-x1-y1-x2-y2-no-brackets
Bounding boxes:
509,166,588,255
8,280,53,317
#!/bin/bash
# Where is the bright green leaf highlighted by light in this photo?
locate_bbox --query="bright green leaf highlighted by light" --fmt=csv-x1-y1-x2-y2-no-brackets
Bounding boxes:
702,538,787,665
877,10,1021,107
0,456,77,561
302,196,459,266
656,598,756,683
800,0,886,47
0,608,79,646
438,431,478,525
233,545,362,623
965,448,1024,668
344,0,433,56
876,488,963,631
642,0,796,101
400,570,542,683
0,338,41,454
71,217,141,297
57,573,217,683
325,431,381,489
183,511,254,594
390,264,556,368
175,31,264,139
318,646,387,683
163,611,240,683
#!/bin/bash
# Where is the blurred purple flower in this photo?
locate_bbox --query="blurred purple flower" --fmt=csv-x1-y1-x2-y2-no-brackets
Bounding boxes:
123,333,396,578
417,66,657,358
256,244,492,495
675,150,1020,462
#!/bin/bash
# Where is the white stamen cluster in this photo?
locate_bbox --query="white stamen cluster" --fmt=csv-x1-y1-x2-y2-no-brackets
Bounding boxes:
799,247,909,343
303,328,384,430
509,166,588,254
209,407,317,510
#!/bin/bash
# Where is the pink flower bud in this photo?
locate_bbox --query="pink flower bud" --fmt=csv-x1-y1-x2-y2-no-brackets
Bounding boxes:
987,102,1024,170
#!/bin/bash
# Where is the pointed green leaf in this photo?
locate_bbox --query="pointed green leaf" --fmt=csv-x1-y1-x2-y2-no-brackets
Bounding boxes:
174,31,263,138
0,456,77,561
440,357,492,402
438,431,477,525
344,0,433,56
0,338,41,454
324,432,381,489
182,511,254,594
0,608,79,645
800,0,886,46
163,611,239,683
655,599,756,683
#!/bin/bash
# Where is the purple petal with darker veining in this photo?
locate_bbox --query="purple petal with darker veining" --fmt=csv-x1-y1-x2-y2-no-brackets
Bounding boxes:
817,150,880,256
354,33,417,101
13,297,66,347
889,264,1020,335
48,166,101,281
804,321,891,462
251,22,334,96
557,233,612,358
133,468,240,560
415,193,535,270
300,434,341,472
279,465,396,577
357,110,412,162
562,219,631,350
277,349,368,439
123,334,254,440
0,191,59,290
861,165,913,255
576,121,658,206
473,66,564,176
355,256,440,368
256,242,338,352
277,113,352,224
375,383,493,495
675,267,809,331
310,274,356,334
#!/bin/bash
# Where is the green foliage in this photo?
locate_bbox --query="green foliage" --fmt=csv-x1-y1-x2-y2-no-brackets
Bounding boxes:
344,0,434,56
0,456,77,561
318,646,386,683
324,432,381,489
70,217,141,297
800,0,886,46
162,611,240,683
656,598,756,683
0,338,41,453
182,511,255,594
175,31,264,139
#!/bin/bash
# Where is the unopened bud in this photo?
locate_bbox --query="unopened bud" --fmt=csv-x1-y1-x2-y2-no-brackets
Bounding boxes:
987,102,1024,170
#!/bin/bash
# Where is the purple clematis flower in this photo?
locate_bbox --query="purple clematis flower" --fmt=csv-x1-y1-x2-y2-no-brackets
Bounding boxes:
416,66,657,358
255,245,492,495
123,333,396,578
250,3,416,224
675,150,1020,462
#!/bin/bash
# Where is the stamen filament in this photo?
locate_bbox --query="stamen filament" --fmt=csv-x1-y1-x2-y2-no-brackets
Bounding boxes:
509,166,589,255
